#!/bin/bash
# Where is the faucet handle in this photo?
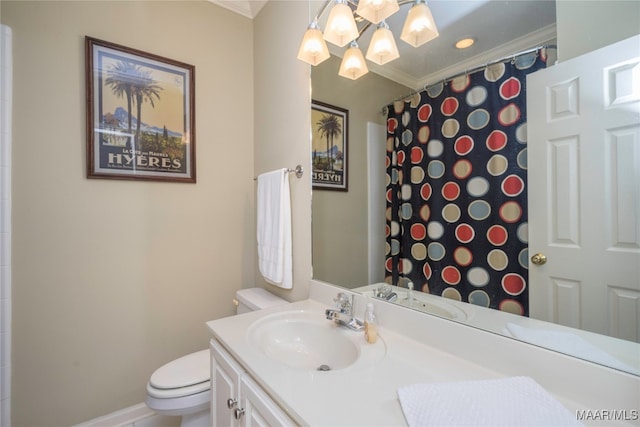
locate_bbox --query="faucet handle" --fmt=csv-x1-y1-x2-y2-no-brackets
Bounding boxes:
334,292,351,313
334,292,348,304
377,283,392,298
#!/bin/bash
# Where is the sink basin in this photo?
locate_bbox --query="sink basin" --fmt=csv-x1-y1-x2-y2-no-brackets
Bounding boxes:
354,284,468,321
396,295,468,320
247,310,381,371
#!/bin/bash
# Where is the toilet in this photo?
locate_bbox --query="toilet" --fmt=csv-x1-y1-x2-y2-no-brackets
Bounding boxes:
145,288,288,426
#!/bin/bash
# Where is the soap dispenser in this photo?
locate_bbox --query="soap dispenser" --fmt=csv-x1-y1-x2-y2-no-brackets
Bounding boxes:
364,302,378,343
407,281,415,307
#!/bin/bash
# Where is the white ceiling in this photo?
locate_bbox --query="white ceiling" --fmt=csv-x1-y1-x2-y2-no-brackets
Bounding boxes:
209,0,557,91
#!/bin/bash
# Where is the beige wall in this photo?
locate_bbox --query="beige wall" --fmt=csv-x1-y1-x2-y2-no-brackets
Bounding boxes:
311,56,409,287
556,0,640,61
1,1,254,425
252,1,313,303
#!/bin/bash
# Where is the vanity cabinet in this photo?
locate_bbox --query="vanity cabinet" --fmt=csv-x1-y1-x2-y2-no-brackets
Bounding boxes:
210,339,295,427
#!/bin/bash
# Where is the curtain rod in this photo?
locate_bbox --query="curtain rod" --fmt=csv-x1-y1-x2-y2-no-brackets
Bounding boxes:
382,44,557,114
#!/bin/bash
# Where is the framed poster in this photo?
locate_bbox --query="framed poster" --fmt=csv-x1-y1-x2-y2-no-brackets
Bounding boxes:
311,100,348,191
86,37,195,183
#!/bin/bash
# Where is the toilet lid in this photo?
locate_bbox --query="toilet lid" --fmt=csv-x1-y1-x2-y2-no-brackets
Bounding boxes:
147,379,210,399
150,349,210,389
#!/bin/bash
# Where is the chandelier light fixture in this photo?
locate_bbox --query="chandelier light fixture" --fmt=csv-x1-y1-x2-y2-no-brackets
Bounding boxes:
297,0,439,80
323,0,360,47
366,21,400,65
356,0,399,24
338,40,369,79
297,21,331,65
400,0,439,47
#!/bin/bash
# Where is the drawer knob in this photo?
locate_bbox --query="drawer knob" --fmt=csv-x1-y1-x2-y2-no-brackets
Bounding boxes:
234,408,245,420
227,398,237,409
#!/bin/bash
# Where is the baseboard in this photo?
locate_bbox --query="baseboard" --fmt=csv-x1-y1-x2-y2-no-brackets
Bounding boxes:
73,402,178,427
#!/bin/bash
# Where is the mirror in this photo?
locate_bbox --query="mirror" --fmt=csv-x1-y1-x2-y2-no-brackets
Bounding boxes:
311,0,640,375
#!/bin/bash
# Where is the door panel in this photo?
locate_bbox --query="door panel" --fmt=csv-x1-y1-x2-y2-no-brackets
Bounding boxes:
528,35,640,342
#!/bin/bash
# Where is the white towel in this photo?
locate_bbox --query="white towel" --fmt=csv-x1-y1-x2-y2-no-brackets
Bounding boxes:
397,376,581,426
257,169,292,289
504,323,638,375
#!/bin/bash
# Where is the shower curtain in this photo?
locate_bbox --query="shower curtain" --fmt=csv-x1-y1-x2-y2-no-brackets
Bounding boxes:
385,49,547,316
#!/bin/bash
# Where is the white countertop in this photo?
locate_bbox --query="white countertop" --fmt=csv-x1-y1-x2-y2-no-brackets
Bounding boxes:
206,298,592,426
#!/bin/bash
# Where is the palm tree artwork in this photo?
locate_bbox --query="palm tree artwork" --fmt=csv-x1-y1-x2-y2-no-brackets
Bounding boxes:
104,60,163,149
316,113,342,172
104,61,139,140
132,68,162,145
88,37,195,182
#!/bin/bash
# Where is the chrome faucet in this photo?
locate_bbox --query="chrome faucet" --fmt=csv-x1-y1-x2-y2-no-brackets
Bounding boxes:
375,283,398,302
325,292,364,331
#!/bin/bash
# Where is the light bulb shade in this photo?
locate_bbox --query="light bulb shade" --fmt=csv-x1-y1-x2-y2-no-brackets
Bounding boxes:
323,1,359,47
400,2,439,48
356,0,399,24
297,26,330,66
338,43,369,80
365,24,400,65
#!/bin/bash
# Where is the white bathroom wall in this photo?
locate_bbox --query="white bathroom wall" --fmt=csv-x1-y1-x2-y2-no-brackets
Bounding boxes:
0,24,11,427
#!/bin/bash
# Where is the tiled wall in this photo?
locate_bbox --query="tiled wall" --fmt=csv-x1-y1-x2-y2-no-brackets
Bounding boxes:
0,24,12,427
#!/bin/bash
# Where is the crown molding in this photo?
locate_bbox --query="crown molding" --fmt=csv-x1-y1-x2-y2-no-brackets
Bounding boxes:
208,0,268,19
416,24,557,90
328,24,557,92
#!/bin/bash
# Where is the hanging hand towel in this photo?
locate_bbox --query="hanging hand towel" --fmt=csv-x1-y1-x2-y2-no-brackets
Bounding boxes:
397,376,581,426
257,169,292,289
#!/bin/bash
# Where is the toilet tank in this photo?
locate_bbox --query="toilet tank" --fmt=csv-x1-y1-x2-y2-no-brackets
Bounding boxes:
234,288,287,314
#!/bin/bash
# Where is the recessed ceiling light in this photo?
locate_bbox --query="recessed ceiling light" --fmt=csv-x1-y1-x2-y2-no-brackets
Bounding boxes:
455,38,475,49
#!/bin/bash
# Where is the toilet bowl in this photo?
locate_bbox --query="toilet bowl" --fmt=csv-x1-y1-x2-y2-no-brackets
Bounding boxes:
145,288,287,426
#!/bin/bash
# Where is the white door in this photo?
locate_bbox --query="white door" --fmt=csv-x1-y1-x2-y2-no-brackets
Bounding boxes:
527,35,640,342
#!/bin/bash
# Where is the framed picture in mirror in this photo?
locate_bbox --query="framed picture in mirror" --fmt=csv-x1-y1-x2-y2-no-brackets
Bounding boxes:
85,36,196,183
311,100,348,191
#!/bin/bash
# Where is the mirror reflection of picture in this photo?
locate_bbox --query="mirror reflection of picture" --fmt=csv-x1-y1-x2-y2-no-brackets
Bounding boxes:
311,100,348,191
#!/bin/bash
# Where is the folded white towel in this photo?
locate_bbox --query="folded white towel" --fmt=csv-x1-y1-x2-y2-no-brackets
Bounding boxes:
397,376,581,426
505,323,638,375
257,169,292,289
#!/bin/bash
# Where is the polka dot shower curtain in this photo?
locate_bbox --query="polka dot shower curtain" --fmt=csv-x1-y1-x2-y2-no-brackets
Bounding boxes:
385,50,547,316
